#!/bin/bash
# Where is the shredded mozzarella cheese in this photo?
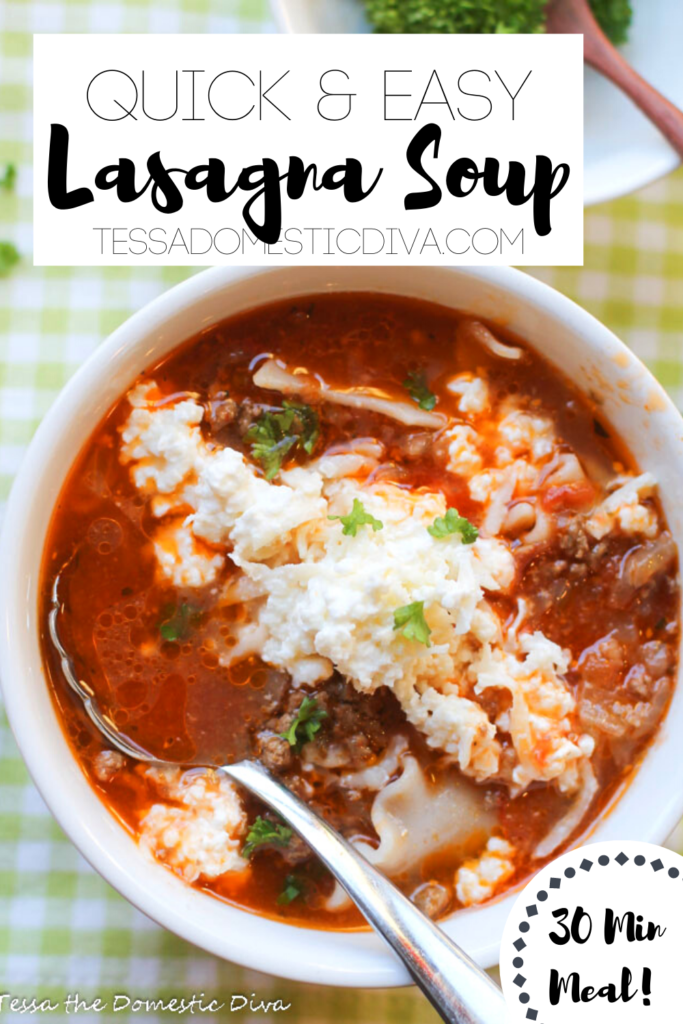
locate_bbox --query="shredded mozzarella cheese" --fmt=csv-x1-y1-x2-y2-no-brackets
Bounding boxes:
586,472,658,539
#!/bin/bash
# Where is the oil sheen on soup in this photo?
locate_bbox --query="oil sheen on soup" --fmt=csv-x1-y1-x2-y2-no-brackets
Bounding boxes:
41,293,680,928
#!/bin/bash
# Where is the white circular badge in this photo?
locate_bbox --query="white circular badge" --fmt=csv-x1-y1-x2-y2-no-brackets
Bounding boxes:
500,841,683,1024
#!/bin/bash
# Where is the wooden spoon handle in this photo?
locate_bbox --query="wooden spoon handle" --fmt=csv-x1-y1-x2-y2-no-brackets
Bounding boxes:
547,0,683,159
586,40,683,158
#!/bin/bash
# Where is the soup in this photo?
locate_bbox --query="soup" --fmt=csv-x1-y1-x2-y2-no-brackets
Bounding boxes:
41,292,679,928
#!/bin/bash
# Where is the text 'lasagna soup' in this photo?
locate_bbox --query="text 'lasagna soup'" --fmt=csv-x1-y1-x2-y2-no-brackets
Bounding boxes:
41,293,680,927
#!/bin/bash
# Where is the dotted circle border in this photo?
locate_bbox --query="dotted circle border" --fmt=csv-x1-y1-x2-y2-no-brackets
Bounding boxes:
506,850,681,1023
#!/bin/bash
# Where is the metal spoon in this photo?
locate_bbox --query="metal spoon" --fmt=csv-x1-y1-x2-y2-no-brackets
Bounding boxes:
49,580,505,1024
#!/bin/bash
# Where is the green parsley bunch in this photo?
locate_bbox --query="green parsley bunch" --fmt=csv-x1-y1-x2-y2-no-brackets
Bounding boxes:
365,0,632,43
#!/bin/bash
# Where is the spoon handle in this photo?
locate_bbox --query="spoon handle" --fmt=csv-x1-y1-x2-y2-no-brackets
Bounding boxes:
585,37,683,159
223,760,505,1024
546,0,683,159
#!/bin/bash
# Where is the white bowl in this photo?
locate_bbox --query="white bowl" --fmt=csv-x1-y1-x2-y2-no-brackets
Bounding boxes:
1,266,683,986
269,0,683,206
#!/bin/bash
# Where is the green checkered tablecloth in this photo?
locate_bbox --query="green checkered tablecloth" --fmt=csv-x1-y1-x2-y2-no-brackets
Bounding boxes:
2,2,683,1021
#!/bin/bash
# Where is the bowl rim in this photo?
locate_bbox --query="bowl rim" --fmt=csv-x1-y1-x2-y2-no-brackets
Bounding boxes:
2,264,683,987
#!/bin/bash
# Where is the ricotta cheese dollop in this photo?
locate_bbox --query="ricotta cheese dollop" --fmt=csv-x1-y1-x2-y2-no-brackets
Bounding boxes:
139,766,247,883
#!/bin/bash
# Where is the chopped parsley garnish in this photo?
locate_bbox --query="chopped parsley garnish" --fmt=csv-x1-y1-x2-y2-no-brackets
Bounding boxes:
328,498,384,537
593,418,610,439
244,401,319,480
428,508,478,544
403,371,436,411
281,696,328,751
159,602,201,642
0,163,16,191
393,601,432,647
242,816,292,858
277,874,305,905
0,242,20,276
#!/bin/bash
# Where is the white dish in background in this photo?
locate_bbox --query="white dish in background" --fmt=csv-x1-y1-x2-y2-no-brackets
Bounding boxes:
269,0,683,206
2,265,683,986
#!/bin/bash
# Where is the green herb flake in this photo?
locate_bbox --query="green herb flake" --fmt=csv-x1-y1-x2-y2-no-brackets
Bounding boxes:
244,401,319,480
159,602,201,642
277,874,305,905
393,601,432,647
0,242,20,276
403,370,437,411
287,400,320,455
0,163,16,191
428,508,478,544
281,696,328,751
242,816,293,859
328,498,384,538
